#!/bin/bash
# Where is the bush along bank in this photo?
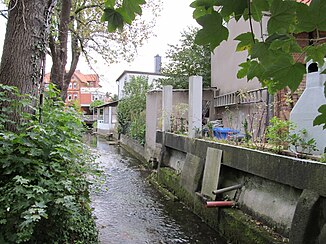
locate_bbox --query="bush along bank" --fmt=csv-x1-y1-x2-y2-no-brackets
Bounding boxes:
0,84,100,243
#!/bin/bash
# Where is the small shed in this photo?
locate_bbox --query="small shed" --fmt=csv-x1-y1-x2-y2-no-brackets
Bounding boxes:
95,101,118,135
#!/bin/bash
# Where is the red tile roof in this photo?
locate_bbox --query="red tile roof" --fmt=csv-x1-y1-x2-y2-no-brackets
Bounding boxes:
43,71,100,86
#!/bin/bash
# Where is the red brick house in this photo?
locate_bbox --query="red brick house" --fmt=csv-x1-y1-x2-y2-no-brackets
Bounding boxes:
44,70,106,115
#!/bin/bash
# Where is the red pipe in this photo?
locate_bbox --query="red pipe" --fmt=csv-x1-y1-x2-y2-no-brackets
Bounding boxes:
205,201,235,208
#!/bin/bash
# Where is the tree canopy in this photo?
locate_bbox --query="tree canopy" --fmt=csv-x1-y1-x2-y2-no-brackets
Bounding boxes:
49,0,161,100
159,27,211,89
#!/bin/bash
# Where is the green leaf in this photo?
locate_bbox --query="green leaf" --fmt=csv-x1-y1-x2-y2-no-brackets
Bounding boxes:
13,175,30,185
193,6,213,19
251,0,269,21
195,11,229,51
101,8,124,32
237,60,267,81
267,0,296,34
296,0,326,33
304,43,326,67
247,60,265,80
104,0,115,8
264,57,306,92
237,61,250,79
234,32,256,52
0,219,7,224
251,42,270,60
269,37,302,53
190,0,218,9
313,104,326,129
216,0,248,21
120,0,145,24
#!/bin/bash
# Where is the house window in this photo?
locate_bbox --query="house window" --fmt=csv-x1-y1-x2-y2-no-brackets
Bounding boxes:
69,83,72,89
74,93,78,100
68,94,72,100
73,82,77,89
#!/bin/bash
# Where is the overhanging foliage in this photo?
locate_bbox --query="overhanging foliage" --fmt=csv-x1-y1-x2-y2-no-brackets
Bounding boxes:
190,0,326,129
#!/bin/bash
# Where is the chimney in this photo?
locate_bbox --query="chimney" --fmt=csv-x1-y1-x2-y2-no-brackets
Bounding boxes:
154,54,161,73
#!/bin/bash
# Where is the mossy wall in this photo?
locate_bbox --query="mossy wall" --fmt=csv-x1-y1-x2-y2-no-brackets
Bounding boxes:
155,132,326,244
156,167,284,244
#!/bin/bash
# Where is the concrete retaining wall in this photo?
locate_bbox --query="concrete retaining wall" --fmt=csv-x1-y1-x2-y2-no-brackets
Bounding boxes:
120,134,146,162
156,132,326,244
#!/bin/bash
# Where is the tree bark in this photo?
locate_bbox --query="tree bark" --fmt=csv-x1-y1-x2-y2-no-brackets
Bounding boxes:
49,0,72,101
62,27,81,101
0,0,56,130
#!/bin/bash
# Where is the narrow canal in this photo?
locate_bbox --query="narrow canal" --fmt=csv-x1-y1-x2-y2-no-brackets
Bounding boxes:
91,137,227,244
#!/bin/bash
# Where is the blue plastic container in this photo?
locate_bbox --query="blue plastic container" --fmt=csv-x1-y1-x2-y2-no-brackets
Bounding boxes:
213,127,239,139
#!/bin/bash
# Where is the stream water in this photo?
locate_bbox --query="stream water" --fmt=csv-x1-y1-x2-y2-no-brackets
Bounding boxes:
90,137,227,244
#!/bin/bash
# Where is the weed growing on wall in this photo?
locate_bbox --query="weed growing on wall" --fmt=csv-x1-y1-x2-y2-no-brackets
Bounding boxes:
169,103,188,134
0,84,99,243
266,117,317,155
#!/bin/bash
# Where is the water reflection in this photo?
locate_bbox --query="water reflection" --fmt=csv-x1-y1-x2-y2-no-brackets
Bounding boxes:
91,136,226,244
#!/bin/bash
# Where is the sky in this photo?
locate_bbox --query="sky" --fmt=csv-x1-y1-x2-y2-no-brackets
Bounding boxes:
0,1,198,94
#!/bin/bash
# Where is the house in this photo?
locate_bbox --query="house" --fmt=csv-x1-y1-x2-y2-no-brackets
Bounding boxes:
44,70,107,115
95,101,118,135
116,70,167,100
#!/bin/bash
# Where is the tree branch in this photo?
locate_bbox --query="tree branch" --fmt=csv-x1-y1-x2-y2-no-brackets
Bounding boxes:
247,0,256,43
74,3,103,15
48,33,56,57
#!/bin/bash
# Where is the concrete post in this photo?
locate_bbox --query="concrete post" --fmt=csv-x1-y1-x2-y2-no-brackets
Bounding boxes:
108,107,112,129
145,91,159,152
188,76,203,138
104,107,109,123
162,85,173,132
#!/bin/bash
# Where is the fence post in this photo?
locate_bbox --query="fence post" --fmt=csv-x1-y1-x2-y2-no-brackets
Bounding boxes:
162,85,173,132
188,76,202,138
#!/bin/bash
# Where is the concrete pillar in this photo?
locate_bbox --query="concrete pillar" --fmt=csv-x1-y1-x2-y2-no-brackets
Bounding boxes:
188,76,203,138
162,85,173,132
108,107,112,129
104,107,109,123
145,91,159,151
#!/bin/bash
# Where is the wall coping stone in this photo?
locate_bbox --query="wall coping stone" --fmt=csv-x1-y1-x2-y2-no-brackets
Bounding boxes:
157,131,326,197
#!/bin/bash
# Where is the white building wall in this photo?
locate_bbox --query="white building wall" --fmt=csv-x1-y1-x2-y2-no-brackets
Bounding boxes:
211,17,267,94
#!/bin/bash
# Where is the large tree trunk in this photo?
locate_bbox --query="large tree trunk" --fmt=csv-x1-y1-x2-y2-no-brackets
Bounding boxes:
49,0,72,101
0,0,56,130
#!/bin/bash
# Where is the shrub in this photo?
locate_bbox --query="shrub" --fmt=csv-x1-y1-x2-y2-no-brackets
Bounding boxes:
117,76,151,144
0,84,99,243
129,111,146,145
266,116,294,153
266,116,317,155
